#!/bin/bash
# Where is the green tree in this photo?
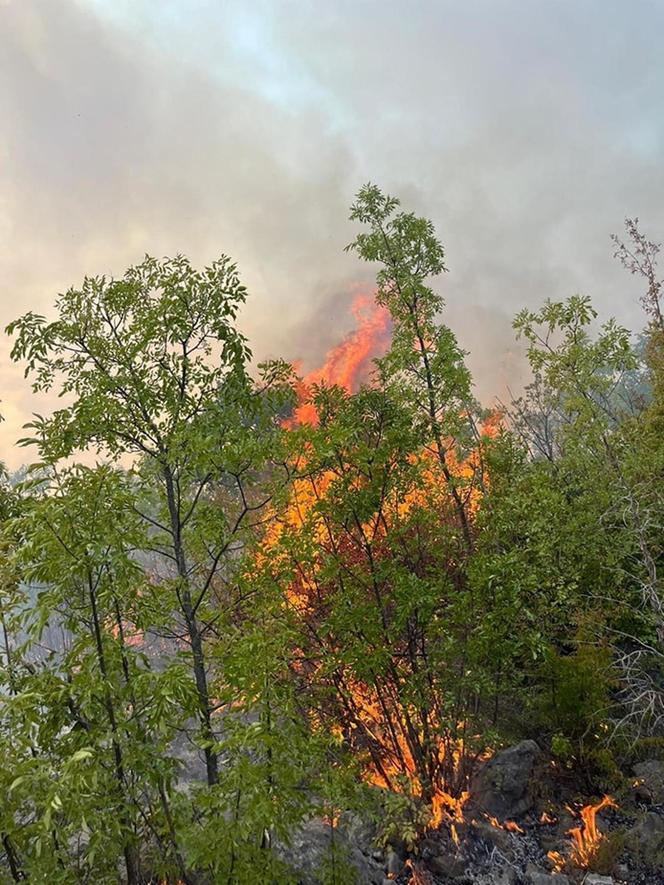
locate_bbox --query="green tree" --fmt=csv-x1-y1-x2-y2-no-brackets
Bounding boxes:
7,255,291,791
1,465,194,882
238,187,501,844
347,184,481,551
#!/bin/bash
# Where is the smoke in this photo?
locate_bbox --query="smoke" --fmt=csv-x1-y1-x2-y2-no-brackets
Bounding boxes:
1,0,663,466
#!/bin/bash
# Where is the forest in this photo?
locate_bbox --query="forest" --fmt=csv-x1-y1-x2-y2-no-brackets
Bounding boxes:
1,186,663,884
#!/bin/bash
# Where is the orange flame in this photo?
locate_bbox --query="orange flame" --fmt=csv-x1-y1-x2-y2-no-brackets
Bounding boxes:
547,795,617,871
405,859,435,884
485,814,524,834
286,290,391,427
259,291,504,841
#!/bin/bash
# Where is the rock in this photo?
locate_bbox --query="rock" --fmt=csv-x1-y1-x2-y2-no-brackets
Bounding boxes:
418,837,437,858
385,847,404,878
626,811,664,867
583,876,614,885
471,870,517,885
470,740,542,819
337,811,378,856
426,851,467,879
524,862,569,884
275,818,385,885
615,863,630,880
470,818,513,852
525,863,569,884
633,759,664,804
527,872,569,885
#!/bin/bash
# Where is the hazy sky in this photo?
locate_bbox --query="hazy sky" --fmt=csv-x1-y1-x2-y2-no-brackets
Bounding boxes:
2,0,663,467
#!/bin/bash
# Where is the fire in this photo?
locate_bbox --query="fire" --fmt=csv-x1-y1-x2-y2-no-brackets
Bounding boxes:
286,289,391,427
354,685,474,839
405,859,434,884
256,290,504,844
485,814,524,834
547,795,617,871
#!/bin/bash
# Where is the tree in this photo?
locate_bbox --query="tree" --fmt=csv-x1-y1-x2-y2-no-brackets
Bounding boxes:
498,287,664,745
237,188,502,846
1,465,197,881
346,184,481,552
7,254,292,790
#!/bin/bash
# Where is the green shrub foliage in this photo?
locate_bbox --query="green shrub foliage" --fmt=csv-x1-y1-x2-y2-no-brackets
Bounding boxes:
0,196,661,881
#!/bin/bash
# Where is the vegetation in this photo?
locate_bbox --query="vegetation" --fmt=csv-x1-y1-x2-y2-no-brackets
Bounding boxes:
0,190,662,882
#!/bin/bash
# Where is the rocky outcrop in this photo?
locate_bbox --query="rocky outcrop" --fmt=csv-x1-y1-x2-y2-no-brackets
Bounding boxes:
469,739,542,819
276,743,664,885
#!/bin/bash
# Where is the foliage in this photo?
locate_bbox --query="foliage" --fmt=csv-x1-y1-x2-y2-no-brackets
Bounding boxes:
0,196,662,881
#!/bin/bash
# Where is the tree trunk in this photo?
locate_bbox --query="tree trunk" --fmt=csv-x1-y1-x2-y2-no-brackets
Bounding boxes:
163,467,219,786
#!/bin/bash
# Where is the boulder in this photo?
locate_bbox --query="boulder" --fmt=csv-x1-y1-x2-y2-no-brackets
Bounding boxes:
583,876,614,885
276,818,385,885
425,851,467,879
337,811,378,856
633,759,664,804
626,811,664,867
470,740,542,819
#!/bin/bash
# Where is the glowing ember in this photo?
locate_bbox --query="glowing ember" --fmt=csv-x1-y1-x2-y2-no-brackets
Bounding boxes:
547,795,617,871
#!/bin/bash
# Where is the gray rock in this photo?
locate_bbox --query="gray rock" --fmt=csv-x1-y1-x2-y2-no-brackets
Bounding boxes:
337,811,378,856
385,847,404,878
633,759,664,804
276,818,385,885
525,862,569,884
470,740,542,819
583,876,614,885
626,811,664,867
526,868,569,884
615,863,630,880
426,851,467,879
470,818,512,852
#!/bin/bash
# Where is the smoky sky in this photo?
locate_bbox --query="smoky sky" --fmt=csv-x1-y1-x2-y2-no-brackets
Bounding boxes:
2,0,663,467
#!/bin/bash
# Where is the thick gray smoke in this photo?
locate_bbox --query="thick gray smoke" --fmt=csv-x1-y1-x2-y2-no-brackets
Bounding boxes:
1,0,663,466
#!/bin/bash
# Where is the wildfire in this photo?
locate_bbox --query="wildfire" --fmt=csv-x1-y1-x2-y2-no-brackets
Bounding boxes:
257,290,502,845
405,859,434,885
547,795,617,871
356,692,474,840
485,814,524,834
286,289,391,427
